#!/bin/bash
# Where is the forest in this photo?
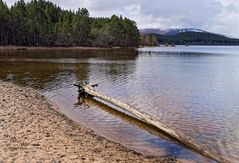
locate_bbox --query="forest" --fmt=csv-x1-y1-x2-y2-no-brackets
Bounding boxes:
156,32,239,45
141,32,239,46
0,0,140,47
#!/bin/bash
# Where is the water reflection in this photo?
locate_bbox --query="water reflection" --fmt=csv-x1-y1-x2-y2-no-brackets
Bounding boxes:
0,48,138,89
0,47,239,162
0,48,138,60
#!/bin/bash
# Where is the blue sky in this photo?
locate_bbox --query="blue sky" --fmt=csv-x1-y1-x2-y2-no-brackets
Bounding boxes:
5,0,239,38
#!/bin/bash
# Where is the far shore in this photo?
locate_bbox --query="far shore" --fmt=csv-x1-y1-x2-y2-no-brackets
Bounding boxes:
0,46,136,51
0,81,177,162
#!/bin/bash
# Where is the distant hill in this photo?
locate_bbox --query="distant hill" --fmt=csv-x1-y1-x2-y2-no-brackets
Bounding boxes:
140,28,239,45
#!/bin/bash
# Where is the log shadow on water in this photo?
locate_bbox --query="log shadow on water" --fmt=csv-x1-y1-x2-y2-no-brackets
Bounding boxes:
75,95,215,162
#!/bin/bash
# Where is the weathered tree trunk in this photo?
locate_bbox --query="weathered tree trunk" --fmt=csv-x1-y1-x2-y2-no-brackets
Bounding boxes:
78,84,227,163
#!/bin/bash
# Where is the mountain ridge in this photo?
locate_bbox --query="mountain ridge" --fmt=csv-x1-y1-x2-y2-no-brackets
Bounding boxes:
140,28,239,46
139,28,222,36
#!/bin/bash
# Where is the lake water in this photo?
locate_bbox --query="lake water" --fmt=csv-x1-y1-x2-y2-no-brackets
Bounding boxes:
1,46,239,162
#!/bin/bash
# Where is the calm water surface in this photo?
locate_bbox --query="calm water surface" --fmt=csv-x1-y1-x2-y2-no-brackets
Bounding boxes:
1,46,239,162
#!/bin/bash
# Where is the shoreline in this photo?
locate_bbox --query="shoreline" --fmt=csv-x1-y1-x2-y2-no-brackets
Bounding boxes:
0,46,136,51
0,81,172,162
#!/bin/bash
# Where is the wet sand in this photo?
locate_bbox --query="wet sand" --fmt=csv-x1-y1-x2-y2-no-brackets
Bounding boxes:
0,81,174,162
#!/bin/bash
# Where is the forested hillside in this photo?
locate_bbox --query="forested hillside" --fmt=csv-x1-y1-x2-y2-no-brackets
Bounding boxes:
140,31,239,46
0,0,139,47
156,32,239,45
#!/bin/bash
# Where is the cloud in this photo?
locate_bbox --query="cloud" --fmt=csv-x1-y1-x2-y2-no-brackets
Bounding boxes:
5,0,239,38
208,0,239,37
134,0,223,29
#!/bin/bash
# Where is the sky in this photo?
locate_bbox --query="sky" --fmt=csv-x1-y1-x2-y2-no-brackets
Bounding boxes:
5,0,239,38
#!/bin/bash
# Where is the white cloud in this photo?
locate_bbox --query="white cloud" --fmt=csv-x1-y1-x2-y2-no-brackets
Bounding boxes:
5,0,239,38
208,0,239,37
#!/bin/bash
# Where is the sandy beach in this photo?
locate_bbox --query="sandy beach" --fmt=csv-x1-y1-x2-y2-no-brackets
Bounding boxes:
0,81,173,162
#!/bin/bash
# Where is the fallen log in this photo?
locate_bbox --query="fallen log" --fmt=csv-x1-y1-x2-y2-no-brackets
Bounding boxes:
75,83,228,163
75,96,176,143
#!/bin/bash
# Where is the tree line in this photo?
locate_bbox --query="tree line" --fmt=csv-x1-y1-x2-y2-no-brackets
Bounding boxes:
156,32,239,45
0,0,140,47
140,33,158,46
